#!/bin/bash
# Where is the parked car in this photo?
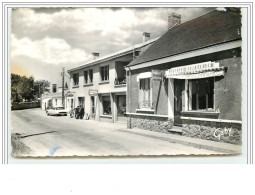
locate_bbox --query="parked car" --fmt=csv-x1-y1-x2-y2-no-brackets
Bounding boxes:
46,107,68,116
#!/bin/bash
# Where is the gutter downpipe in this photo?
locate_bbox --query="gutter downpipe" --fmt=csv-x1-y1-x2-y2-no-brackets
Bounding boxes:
126,66,132,129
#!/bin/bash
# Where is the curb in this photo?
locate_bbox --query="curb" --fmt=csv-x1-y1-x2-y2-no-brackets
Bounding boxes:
119,129,241,154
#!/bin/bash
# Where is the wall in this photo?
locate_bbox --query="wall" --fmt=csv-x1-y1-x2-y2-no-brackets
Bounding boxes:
127,48,242,143
214,57,242,121
128,48,241,121
12,102,40,110
182,119,241,145
127,114,174,133
128,68,168,115
69,53,132,119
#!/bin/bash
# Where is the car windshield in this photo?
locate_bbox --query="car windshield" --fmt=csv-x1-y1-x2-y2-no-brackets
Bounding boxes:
55,107,64,110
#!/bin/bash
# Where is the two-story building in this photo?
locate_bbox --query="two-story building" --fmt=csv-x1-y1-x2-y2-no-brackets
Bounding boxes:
125,8,242,145
41,84,69,110
67,33,158,123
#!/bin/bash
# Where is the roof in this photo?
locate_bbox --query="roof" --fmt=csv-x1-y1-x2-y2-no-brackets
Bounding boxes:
68,37,159,73
127,9,242,67
42,91,69,99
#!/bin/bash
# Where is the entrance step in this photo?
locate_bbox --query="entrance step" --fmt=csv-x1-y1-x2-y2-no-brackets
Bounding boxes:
169,126,183,134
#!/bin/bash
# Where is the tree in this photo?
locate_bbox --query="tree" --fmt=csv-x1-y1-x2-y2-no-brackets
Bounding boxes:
11,74,35,102
20,76,34,101
11,74,22,102
33,80,50,98
11,73,51,102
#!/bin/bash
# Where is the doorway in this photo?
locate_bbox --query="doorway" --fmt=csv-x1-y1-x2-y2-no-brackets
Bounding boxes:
174,79,184,126
91,96,96,119
78,97,85,107
116,95,126,122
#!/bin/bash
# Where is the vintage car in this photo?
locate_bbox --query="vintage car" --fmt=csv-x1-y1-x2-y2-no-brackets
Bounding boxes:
46,107,68,116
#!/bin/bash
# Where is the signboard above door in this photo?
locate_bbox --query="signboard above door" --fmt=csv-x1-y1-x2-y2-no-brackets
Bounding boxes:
89,89,98,96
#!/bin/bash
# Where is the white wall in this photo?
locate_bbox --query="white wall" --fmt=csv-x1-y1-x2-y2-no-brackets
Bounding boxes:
69,54,130,116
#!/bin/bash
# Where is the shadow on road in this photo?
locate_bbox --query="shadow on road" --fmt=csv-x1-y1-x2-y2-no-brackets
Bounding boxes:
21,131,57,138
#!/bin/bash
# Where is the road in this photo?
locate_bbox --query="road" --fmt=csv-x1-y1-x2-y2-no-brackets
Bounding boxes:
11,108,222,157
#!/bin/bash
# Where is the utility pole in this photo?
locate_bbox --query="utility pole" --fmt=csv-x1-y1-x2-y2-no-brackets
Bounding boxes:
61,67,65,107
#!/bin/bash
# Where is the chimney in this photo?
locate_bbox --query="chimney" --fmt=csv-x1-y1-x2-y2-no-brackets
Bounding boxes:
142,32,150,43
92,52,99,60
168,13,181,29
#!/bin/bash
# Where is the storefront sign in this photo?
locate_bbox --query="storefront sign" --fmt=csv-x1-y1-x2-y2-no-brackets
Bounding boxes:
89,89,98,96
165,61,225,79
66,93,74,97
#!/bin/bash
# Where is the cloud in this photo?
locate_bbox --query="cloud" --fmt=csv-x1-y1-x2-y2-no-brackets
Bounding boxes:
11,7,215,84
11,34,89,66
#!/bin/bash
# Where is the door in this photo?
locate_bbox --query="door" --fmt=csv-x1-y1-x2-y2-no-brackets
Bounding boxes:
174,79,184,126
116,95,127,122
91,96,95,119
78,97,85,107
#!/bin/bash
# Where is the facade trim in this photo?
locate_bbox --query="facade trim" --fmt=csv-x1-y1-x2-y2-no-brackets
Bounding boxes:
126,40,241,70
126,112,174,119
181,116,242,124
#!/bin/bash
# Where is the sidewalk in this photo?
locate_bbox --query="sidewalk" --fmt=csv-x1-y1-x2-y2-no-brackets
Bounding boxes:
118,128,242,154
79,119,241,154
38,108,242,155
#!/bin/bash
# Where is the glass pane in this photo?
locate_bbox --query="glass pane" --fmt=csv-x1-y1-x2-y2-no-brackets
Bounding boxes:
102,96,111,115
191,80,197,110
207,78,214,109
198,79,207,110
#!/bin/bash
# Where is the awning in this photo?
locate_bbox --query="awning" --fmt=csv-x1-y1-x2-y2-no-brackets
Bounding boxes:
137,72,152,81
165,61,226,79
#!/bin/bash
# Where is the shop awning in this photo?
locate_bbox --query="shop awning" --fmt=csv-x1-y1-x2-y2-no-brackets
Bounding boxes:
137,72,152,81
165,61,226,79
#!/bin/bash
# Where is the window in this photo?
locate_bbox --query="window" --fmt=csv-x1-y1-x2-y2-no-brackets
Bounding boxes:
89,69,93,83
84,71,88,84
188,78,214,111
73,73,79,86
139,78,152,108
52,84,57,93
102,96,111,115
100,65,109,82
84,69,93,84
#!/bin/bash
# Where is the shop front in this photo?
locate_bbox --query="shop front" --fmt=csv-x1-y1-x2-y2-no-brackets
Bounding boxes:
127,58,242,145
165,61,226,124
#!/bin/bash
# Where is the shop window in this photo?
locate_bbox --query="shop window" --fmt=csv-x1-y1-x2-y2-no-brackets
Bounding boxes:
102,96,111,115
73,73,79,86
188,78,214,111
139,78,152,108
100,65,109,82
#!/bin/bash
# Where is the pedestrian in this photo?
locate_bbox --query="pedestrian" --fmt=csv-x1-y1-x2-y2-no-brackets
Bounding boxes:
75,106,80,119
70,106,74,118
80,106,84,119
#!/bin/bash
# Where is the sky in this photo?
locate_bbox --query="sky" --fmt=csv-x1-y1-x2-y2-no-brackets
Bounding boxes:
10,7,215,87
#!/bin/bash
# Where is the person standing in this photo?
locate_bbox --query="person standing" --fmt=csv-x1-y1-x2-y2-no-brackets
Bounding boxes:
80,106,85,119
75,106,80,119
70,106,74,118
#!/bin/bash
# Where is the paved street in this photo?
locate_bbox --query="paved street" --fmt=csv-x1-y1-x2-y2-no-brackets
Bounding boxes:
11,108,223,157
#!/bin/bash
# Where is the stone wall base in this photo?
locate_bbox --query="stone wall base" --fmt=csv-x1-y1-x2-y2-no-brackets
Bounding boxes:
127,114,174,134
182,119,242,145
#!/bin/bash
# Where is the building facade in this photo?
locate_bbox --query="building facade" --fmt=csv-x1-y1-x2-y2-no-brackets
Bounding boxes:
67,34,158,123
41,85,69,110
126,9,242,145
